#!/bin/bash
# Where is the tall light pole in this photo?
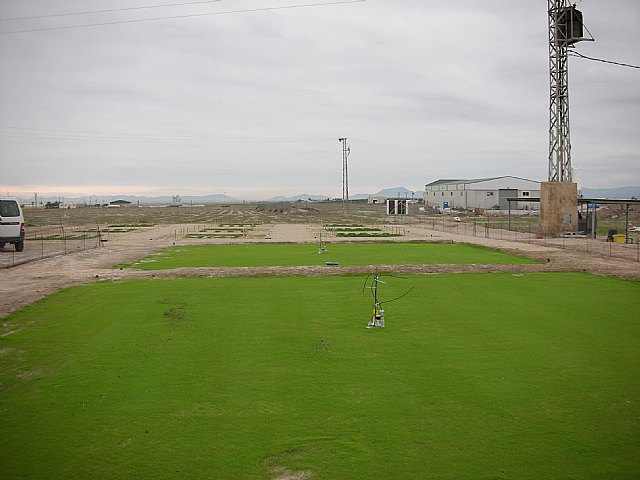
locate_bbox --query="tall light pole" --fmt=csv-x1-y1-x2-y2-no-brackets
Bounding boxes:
339,137,350,212
547,0,587,182
541,1,590,237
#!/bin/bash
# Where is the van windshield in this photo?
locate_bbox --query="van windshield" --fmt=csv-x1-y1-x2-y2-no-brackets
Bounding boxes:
0,200,21,217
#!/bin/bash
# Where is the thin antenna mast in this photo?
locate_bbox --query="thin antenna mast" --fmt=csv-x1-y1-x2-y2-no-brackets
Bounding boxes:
338,137,350,213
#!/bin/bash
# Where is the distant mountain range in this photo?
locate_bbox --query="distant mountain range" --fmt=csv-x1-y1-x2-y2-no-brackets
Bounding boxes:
16,193,243,206
14,187,425,205
12,185,638,206
581,186,639,199
353,186,423,200
264,187,423,203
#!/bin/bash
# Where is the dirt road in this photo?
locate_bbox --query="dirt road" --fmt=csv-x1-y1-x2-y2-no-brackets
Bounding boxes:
1,223,638,319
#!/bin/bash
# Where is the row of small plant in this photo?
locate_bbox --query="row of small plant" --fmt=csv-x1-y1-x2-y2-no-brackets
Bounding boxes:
332,227,381,232
323,223,400,237
186,233,244,239
324,224,365,228
185,224,256,239
335,232,402,238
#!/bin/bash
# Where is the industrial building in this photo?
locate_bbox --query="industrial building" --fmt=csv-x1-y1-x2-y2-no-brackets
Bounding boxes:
424,176,541,211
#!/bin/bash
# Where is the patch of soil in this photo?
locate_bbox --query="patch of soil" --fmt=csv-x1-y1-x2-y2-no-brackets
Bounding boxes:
270,467,313,480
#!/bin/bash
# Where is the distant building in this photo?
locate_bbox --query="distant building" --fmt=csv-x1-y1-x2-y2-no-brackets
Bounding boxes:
424,176,541,210
44,201,77,209
109,200,132,208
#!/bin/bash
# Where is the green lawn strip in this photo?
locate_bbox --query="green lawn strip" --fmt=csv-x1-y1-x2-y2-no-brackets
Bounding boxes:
331,227,381,232
125,242,537,270
325,224,365,228
1,273,638,479
335,232,401,237
101,228,137,233
185,234,243,239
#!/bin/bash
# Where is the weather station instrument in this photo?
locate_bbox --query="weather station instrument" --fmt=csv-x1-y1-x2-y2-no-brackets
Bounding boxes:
317,230,327,254
362,270,414,329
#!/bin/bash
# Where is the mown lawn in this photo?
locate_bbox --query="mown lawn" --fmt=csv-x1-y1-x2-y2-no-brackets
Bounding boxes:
125,242,537,269
1,273,639,479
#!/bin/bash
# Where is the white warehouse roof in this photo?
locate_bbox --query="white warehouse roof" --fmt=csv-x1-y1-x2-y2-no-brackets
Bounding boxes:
425,176,540,189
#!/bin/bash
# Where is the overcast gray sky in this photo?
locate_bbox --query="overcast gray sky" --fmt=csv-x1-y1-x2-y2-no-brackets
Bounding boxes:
1,0,639,200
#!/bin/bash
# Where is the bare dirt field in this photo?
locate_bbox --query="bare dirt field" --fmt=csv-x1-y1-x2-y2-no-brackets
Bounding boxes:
2,216,638,319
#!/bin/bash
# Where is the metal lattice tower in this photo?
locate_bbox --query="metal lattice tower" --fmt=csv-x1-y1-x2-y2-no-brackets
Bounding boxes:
548,0,586,182
339,137,350,211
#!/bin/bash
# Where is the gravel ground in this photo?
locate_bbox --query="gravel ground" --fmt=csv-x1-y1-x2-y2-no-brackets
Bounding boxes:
1,222,638,320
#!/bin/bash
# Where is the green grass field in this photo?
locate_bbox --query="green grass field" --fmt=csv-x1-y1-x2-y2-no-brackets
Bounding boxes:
1,273,639,479
126,242,537,269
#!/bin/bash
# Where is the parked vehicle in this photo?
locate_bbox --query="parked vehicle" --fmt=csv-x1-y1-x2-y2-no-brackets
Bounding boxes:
0,196,25,252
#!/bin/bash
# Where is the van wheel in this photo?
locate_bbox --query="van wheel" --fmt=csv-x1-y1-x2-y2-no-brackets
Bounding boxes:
0,242,6,249
15,241,24,252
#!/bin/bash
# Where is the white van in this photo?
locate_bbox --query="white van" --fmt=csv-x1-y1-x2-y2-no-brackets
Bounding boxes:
0,196,25,252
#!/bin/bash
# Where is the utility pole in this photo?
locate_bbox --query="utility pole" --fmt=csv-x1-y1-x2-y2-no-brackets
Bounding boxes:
547,0,587,182
338,137,350,212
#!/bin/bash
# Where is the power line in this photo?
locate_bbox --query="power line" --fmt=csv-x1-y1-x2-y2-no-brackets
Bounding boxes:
0,0,367,35
0,134,317,144
0,124,240,139
569,50,640,69
0,0,225,22
0,133,316,144
0,125,320,144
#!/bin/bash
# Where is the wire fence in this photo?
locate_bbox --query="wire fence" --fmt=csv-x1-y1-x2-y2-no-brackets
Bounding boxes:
0,224,104,268
2,214,639,268
416,216,640,263
0,222,250,268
